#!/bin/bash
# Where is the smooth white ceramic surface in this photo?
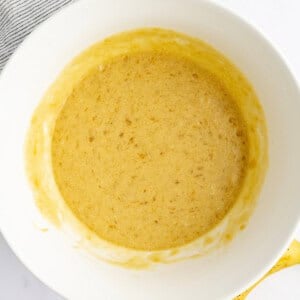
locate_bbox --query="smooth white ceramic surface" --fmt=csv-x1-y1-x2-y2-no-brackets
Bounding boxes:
0,0,300,299
248,264,300,300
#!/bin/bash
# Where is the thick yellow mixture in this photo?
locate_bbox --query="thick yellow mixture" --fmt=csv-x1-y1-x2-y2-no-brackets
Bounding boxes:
52,51,247,250
26,28,267,254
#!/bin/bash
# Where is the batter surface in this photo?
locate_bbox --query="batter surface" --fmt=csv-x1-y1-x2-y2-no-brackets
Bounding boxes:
51,51,248,250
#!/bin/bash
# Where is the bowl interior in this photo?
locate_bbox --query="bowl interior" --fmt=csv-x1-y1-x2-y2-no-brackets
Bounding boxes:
0,0,300,299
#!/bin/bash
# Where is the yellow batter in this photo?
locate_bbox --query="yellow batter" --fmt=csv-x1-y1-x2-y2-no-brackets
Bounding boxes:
52,51,247,250
26,28,268,254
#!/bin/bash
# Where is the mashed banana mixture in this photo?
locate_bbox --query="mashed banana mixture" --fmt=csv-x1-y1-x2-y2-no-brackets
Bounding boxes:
52,52,247,250
26,28,267,254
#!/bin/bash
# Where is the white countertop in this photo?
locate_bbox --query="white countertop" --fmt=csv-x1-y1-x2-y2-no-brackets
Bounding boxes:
1,0,300,299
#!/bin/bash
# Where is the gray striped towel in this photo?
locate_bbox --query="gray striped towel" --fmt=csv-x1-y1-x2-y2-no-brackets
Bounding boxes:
0,0,74,71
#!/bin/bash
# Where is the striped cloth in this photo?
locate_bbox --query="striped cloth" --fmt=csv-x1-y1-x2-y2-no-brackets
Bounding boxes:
0,0,74,71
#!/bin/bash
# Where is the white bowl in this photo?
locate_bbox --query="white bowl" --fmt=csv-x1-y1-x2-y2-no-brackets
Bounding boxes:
0,0,300,299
